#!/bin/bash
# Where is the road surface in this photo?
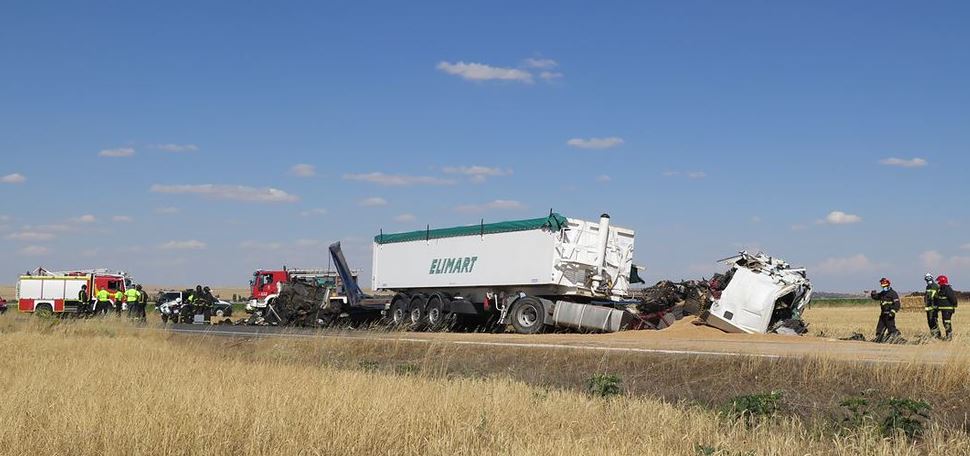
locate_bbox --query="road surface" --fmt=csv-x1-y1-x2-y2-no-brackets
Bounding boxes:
157,318,966,366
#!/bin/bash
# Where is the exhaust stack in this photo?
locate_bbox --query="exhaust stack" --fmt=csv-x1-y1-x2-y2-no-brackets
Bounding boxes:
592,213,611,290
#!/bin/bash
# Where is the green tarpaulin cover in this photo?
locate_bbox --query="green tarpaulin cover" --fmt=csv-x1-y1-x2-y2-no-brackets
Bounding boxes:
374,213,568,245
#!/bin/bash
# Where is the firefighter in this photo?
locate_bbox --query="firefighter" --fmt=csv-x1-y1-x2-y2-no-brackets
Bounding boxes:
96,287,111,315
136,284,148,321
924,273,942,338
125,286,141,319
77,284,89,315
870,277,901,343
114,289,124,315
935,275,959,341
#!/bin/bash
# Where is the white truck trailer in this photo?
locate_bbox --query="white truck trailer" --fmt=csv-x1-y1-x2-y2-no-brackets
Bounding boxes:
372,213,643,334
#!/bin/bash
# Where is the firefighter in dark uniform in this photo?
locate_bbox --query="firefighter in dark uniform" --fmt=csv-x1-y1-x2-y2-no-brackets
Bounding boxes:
924,273,941,338
870,277,901,342
934,275,959,341
78,284,89,315
136,284,148,322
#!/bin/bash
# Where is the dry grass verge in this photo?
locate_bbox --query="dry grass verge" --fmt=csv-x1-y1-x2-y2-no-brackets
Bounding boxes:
1,315,969,454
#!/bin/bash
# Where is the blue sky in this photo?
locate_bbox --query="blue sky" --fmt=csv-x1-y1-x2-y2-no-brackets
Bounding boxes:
1,1,969,292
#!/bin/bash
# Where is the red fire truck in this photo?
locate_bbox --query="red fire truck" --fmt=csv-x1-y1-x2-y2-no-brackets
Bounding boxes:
246,267,358,313
17,268,132,314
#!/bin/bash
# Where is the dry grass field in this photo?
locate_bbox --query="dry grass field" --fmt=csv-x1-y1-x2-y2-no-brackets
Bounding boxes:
804,304,966,342
1,312,969,455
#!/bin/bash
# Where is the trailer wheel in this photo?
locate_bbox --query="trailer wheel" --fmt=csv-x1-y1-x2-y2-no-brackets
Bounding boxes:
510,298,545,334
34,303,54,318
409,295,427,329
389,295,409,327
425,295,446,331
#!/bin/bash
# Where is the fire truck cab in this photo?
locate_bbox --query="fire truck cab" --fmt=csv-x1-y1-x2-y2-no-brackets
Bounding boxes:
17,268,131,314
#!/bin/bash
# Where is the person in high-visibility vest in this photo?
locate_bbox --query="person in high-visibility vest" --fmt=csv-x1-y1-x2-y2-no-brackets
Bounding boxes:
114,290,124,315
870,277,902,343
924,273,942,338
125,287,141,319
934,275,959,341
96,288,111,315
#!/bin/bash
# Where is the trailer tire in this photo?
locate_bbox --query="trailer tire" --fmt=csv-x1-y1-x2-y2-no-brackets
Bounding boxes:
425,294,447,331
35,303,54,318
510,298,545,335
389,294,409,327
408,295,427,329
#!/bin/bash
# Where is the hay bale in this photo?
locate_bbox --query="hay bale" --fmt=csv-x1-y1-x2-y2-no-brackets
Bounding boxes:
900,296,924,313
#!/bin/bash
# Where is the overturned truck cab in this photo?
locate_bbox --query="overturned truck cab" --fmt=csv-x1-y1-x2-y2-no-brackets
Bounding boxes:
700,252,812,334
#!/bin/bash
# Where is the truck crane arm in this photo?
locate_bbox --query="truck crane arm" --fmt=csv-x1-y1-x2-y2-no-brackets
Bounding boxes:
328,242,364,307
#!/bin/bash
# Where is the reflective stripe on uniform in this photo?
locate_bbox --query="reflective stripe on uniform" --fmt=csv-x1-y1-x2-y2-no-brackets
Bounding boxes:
938,306,955,310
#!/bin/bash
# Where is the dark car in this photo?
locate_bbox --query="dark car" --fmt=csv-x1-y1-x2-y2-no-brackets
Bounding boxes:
156,290,232,321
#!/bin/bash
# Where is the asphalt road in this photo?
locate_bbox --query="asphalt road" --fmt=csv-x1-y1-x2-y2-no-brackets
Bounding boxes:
157,323,965,366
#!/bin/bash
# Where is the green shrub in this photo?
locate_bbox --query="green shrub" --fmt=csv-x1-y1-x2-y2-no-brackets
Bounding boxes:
585,373,623,398
880,398,931,439
839,395,875,428
724,392,782,426
394,363,420,376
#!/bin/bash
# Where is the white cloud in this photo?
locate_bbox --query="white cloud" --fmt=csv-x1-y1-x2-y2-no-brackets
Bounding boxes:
523,58,558,69
821,211,863,225
299,208,328,217
73,214,97,223
815,254,877,274
455,199,526,213
33,224,71,232
98,147,135,158
1,173,26,184
962,243,970,251
921,250,944,269
18,245,50,256
879,157,927,168
436,61,533,83
154,144,198,152
566,137,624,150
360,197,388,207
539,71,564,81
290,164,316,177
160,240,207,250
343,172,455,186
394,213,417,223
920,250,970,270
596,175,612,183
0,173,27,184
112,215,133,223
5,231,55,241
150,184,299,203
443,166,512,183
663,170,707,179
240,240,283,250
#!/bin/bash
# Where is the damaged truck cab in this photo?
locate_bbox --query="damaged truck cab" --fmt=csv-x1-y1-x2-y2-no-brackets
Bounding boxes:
700,252,812,334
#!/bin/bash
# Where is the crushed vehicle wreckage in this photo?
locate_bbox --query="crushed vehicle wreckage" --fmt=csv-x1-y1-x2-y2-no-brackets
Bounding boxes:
698,252,812,334
629,252,812,335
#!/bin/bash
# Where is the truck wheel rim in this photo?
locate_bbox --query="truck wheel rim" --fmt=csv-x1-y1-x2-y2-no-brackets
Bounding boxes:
410,308,422,323
517,306,538,327
392,307,405,324
428,308,440,324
